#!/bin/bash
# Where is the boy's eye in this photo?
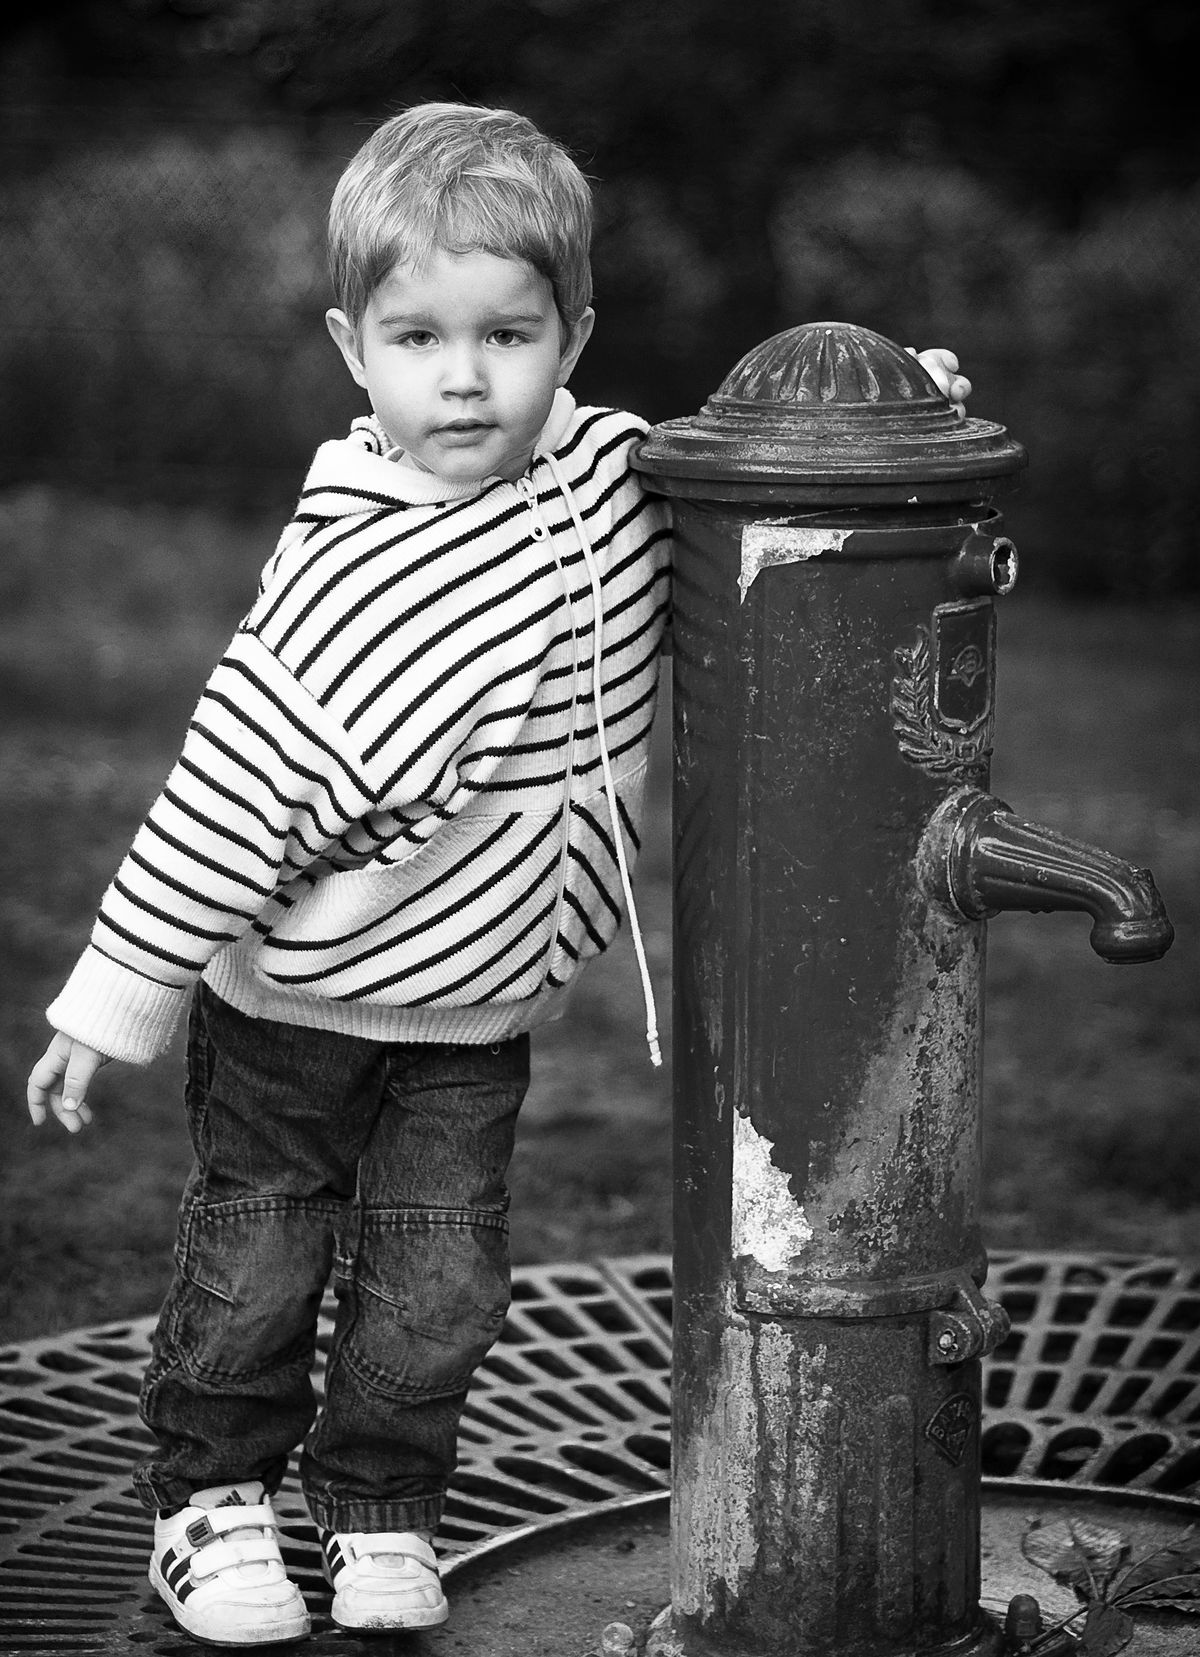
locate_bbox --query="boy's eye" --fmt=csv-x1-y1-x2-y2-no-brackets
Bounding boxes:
397,330,436,348
490,329,528,347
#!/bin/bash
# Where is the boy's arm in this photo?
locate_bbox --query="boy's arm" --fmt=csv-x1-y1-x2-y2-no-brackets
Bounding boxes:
32,629,377,1116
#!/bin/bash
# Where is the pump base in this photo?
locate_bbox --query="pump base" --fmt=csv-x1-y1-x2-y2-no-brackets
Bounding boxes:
644,1605,1007,1657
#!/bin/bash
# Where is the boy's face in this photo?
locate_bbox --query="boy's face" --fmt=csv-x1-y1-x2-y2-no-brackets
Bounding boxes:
326,249,593,484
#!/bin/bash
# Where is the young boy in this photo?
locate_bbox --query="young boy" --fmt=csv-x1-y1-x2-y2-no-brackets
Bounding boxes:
27,102,969,1645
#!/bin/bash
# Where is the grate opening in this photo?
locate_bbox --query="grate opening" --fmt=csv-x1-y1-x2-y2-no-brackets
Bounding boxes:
1052,1293,1097,1324
985,1368,1014,1408
1096,1432,1174,1484
1152,1380,1195,1420
493,1455,613,1502
1162,1298,1200,1331
1034,1427,1102,1481
1110,1295,1158,1327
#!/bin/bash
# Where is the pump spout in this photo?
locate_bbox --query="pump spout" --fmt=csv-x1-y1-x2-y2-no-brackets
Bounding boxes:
921,788,1174,963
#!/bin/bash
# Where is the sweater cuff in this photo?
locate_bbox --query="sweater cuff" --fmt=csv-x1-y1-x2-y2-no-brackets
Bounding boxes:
46,948,191,1066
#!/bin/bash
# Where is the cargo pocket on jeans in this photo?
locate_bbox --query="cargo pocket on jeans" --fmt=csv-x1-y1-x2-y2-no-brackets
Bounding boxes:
342,1207,511,1402
167,1196,337,1384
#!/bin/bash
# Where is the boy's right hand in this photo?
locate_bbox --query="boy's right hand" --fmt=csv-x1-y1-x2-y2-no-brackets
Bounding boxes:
908,347,972,417
27,1032,109,1133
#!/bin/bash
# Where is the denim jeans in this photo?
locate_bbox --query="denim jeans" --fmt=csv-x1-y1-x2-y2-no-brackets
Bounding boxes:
133,984,530,1533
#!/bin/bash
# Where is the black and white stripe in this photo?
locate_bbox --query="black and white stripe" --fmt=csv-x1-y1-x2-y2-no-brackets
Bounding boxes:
321,1530,348,1579
48,402,671,1063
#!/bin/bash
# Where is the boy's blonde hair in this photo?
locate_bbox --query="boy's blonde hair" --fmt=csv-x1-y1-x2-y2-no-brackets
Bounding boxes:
328,102,594,332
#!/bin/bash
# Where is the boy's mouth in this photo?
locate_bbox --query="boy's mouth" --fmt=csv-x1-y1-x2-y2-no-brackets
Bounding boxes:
437,420,493,435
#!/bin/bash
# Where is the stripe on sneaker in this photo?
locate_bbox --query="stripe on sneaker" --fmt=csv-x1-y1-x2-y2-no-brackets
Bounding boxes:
162,1548,194,1600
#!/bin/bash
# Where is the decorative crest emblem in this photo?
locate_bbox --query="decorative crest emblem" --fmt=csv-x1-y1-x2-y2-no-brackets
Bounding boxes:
925,1393,977,1466
891,600,996,779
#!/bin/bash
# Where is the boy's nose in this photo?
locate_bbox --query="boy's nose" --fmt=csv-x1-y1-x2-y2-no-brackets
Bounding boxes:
441,344,487,397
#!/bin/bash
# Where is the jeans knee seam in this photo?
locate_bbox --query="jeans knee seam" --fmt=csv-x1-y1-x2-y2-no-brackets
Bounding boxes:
170,1333,318,1388
361,1206,509,1233
336,1339,473,1406
182,1195,346,1221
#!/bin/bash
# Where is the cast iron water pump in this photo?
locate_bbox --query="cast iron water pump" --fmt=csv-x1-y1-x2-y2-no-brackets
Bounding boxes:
632,323,1174,1657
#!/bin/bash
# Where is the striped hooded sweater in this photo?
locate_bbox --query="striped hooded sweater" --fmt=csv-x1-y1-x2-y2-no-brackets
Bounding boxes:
48,392,672,1065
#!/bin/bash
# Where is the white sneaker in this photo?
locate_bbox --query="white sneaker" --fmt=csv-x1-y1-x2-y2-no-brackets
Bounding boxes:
149,1480,310,1646
319,1529,449,1631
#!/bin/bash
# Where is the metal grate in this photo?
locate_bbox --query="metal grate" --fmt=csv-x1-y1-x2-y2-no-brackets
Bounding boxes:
982,1253,1200,1495
0,1252,1197,1653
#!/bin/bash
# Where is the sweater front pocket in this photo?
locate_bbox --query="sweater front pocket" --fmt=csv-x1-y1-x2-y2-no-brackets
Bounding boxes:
253,808,567,1007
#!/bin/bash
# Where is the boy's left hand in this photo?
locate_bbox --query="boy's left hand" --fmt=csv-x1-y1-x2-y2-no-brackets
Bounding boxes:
909,347,971,418
27,1031,106,1133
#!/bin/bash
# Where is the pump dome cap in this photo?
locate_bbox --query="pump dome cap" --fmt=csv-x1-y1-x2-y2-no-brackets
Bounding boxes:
634,321,1026,497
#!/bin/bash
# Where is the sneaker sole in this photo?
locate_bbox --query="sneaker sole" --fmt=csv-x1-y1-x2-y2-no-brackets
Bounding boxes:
149,1559,311,1647
331,1599,450,1632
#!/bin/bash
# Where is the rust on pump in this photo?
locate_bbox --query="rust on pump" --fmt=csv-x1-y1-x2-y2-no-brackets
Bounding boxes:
632,323,1173,1657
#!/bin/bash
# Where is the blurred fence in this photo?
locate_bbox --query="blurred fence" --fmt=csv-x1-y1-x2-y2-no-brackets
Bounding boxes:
2,92,1198,591
0,99,359,512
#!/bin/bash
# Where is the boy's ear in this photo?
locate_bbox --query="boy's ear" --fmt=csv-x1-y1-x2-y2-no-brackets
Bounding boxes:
326,308,369,388
556,307,595,387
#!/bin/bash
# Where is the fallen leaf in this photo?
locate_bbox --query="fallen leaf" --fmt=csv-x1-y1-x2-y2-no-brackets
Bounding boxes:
1078,1602,1134,1657
1116,1575,1200,1614
1023,1518,1129,1598
1110,1535,1200,1603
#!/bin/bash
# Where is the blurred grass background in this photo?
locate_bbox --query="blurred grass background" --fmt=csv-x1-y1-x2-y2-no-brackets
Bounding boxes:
1,2,1198,1342
0,491,1196,1342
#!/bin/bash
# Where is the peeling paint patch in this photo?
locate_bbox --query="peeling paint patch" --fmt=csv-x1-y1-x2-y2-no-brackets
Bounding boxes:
671,1319,762,1619
673,1319,840,1625
739,523,849,601
732,1111,812,1271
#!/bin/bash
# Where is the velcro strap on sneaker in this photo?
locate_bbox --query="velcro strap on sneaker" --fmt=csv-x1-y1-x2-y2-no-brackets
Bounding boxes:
344,1532,437,1569
188,1535,285,1582
185,1503,277,1549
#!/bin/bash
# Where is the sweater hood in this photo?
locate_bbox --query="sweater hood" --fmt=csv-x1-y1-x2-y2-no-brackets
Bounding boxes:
299,388,579,516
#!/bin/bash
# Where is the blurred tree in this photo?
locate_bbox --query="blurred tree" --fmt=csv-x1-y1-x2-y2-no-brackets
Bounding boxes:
4,0,1197,413
171,0,1196,210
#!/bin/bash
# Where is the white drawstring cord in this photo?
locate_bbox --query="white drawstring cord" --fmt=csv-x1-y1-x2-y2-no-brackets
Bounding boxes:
516,476,581,990
544,454,662,1069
